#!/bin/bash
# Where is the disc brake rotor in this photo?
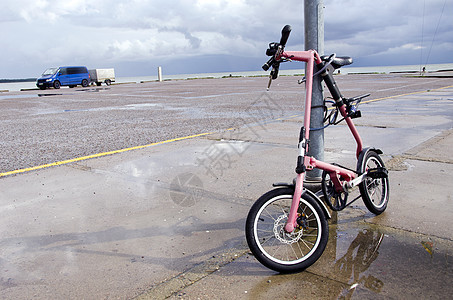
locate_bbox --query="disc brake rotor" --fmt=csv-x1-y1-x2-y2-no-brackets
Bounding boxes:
273,214,303,244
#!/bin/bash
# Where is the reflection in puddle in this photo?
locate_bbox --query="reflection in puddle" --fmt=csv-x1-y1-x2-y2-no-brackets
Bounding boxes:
245,220,453,299
421,241,434,256
334,229,384,297
247,225,386,299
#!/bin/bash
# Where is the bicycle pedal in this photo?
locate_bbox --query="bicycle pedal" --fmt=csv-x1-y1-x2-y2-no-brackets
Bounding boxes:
367,167,388,179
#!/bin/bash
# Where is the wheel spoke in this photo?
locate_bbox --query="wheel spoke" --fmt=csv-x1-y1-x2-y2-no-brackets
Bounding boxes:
301,238,314,250
294,241,304,257
263,207,278,222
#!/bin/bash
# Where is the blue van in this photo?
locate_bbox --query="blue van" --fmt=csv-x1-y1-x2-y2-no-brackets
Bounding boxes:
36,66,90,89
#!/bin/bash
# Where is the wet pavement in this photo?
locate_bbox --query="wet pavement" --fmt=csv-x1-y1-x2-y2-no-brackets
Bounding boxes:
166,220,452,299
0,76,453,299
1,74,452,174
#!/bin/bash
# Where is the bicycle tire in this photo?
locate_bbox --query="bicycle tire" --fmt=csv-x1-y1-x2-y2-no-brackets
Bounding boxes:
245,187,328,273
358,151,389,214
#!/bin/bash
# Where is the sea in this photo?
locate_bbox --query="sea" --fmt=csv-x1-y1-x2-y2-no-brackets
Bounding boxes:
1,63,452,92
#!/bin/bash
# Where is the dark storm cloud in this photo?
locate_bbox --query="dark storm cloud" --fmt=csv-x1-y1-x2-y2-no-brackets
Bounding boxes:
0,0,451,78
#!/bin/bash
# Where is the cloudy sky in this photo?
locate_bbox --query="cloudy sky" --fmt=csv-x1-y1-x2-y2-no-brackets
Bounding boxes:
1,0,452,78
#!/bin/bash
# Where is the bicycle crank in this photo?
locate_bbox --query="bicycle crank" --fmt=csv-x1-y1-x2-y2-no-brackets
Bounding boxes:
321,170,348,211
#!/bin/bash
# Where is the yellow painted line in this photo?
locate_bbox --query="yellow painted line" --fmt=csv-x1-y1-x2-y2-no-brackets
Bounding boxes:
0,132,213,178
362,84,453,104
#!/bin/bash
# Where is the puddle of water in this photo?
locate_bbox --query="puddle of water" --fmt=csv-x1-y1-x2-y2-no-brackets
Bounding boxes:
77,87,111,92
125,103,161,109
38,93,64,97
329,227,385,293
244,221,453,299
0,93,73,100
62,103,165,113
0,87,111,101
0,94,38,100
31,102,170,115
64,109,89,112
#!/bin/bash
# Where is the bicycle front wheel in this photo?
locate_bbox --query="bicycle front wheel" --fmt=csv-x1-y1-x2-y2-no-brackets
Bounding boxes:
245,188,328,273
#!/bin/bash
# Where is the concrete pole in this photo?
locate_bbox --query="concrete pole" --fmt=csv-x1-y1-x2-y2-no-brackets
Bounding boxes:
158,66,163,82
304,0,324,182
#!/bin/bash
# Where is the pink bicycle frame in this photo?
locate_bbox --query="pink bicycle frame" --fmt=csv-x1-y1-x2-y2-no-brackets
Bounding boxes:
280,50,363,233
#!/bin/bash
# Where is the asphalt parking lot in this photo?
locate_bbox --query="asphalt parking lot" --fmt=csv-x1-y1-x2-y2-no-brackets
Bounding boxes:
0,74,452,299
1,74,452,175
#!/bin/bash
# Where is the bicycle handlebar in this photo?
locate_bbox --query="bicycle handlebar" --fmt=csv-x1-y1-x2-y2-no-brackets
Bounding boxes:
279,25,292,47
262,25,292,82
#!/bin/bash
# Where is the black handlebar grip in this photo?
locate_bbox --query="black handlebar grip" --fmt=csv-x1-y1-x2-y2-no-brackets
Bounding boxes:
262,57,274,71
279,25,292,47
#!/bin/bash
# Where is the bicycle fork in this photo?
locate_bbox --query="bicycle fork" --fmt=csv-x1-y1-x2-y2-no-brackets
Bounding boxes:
285,127,309,233
284,53,316,233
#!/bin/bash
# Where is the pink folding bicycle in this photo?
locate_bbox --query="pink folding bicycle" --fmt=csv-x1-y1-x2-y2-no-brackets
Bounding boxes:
245,25,389,273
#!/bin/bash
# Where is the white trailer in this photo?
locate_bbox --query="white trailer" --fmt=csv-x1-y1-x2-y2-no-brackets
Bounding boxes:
89,68,115,86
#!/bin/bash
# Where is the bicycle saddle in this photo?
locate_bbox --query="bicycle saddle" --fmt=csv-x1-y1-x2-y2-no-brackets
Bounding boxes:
321,55,353,69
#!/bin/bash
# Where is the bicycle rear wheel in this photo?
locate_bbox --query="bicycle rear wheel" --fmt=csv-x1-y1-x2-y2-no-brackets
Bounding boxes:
245,188,328,273
358,151,389,214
